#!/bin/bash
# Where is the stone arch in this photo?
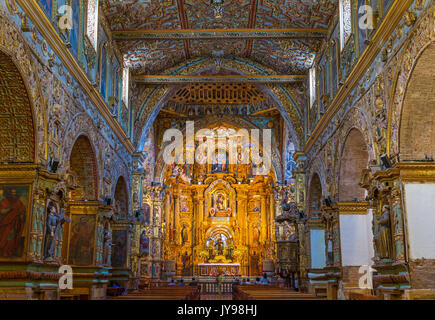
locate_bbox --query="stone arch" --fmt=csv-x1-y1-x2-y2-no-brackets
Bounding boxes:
0,11,46,164
399,42,435,161
308,173,323,219
388,9,433,156
113,176,129,219
0,49,36,163
69,135,99,200
338,128,369,202
134,58,304,151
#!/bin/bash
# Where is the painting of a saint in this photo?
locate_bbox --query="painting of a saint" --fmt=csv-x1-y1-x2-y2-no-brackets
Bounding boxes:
112,230,127,268
0,186,29,259
181,225,189,245
142,204,151,225
216,194,225,211
139,230,149,257
68,215,95,266
212,151,228,173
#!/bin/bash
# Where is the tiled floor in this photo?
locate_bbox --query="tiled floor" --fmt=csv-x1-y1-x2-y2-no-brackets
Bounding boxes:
200,294,233,300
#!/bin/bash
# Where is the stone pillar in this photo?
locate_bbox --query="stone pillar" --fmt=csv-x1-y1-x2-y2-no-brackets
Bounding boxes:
151,186,163,280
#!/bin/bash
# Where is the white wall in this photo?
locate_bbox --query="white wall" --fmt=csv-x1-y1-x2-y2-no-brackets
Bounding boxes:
339,212,374,266
404,183,435,259
310,229,326,268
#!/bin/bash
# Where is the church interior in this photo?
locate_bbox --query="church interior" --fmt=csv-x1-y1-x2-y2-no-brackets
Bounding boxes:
0,0,434,301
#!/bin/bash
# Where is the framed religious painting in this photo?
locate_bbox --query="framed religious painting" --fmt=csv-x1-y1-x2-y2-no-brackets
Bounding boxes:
0,184,32,262
68,214,96,266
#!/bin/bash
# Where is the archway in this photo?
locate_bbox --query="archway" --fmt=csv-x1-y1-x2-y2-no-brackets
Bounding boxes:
0,50,35,260
69,135,98,200
399,43,435,161
114,176,129,220
307,173,326,269
337,129,373,287
398,43,435,279
339,129,368,201
0,50,35,163
308,173,322,219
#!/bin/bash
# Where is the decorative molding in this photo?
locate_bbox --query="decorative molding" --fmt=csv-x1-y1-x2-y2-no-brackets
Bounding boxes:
112,28,327,41
16,0,134,154
304,0,414,153
337,201,369,215
133,74,306,84
398,162,435,182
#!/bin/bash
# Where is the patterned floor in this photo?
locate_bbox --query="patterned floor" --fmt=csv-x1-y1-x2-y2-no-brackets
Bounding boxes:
200,294,233,300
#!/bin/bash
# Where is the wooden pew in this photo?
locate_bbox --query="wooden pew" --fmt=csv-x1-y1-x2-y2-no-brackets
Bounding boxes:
233,285,324,300
110,285,200,300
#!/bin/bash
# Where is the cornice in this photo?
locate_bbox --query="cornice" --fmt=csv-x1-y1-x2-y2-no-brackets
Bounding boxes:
337,201,369,215
16,0,134,154
304,0,413,154
398,162,435,182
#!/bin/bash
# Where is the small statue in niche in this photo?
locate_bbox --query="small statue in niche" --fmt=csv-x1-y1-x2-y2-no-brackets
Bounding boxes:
43,202,69,260
181,224,188,245
375,205,393,260
326,231,334,265
102,230,112,265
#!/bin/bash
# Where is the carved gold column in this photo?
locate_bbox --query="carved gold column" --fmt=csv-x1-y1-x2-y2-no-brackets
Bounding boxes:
269,192,275,242
236,187,248,245
260,190,267,244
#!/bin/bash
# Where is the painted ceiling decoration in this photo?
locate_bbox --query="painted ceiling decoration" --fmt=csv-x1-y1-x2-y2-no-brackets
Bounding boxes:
169,82,268,105
101,0,338,75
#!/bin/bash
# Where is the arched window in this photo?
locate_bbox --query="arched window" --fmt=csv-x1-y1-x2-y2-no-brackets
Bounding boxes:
309,67,316,108
86,0,99,50
122,66,129,108
339,0,352,50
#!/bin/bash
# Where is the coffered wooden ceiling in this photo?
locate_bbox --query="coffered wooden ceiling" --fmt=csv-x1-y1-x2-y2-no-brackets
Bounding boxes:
102,0,337,76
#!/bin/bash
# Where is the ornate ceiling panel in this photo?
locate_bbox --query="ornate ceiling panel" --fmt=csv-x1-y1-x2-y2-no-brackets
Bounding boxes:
184,0,252,29
251,39,318,74
255,0,337,29
119,40,186,74
102,0,182,30
102,0,338,75
189,39,247,59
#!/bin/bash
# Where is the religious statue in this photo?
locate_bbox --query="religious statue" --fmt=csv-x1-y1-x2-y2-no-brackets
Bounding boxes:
215,237,224,255
181,251,190,275
326,232,333,265
43,203,69,260
216,194,225,211
375,205,393,260
253,224,260,244
139,229,149,257
181,224,188,245
103,229,111,265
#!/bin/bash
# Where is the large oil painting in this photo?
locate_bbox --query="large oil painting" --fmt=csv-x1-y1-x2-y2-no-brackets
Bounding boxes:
68,214,95,266
111,230,127,268
0,185,30,260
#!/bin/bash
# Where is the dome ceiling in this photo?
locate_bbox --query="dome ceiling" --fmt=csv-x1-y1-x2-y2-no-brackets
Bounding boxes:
101,0,337,75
